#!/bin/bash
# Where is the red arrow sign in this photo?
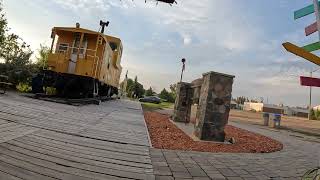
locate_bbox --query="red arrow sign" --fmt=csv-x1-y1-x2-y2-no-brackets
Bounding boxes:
305,22,318,36
300,76,320,87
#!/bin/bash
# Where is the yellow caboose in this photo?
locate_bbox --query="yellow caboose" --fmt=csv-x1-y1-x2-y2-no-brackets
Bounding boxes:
32,22,123,98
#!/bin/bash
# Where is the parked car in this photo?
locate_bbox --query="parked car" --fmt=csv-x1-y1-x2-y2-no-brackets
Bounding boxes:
139,96,161,104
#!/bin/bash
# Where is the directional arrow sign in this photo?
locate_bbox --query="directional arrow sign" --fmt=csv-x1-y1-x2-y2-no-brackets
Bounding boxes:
302,41,320,52
300,76,320,87
305,22,318,36
282,42,320,66
294,1,320,19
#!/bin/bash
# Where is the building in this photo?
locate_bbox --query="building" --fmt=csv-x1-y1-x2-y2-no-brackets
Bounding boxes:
284,107,309,118
313,105,320,111
243,102,284,114
230,100,238,109
244,102,309,118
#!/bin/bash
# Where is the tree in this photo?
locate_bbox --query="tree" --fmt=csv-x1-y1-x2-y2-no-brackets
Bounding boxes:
159,88,175,103
0,2,7,48
169,83,177,100
36,44,50,69
310,109,316,120
122,76,145,98
0,2,33,85
235,96,248,105
145,87,155,96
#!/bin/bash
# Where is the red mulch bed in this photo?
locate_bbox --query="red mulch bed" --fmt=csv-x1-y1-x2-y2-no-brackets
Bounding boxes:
144,111,283,153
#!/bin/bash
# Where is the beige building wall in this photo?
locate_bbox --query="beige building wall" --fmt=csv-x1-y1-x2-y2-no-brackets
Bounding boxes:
243,102,264,112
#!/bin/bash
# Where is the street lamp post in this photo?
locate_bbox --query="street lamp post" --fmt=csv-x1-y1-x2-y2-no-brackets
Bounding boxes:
180,58,186,82
308,68,320,120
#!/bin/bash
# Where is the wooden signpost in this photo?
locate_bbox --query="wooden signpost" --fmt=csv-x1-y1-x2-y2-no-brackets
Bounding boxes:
283,1,320,120
300,76,320,87
283,0,320,61
282,42,320,66
305,22,317,36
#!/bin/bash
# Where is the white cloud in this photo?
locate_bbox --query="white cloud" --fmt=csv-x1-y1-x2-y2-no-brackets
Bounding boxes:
6,0,320,106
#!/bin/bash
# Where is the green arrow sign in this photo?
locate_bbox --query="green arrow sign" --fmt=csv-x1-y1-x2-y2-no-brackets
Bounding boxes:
294,1,320,20
302,42,320,52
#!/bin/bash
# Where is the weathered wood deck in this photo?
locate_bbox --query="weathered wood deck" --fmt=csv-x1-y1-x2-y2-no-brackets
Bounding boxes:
0,93,154,180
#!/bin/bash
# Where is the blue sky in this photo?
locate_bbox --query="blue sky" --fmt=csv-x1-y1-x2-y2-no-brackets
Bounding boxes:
4,0,320,107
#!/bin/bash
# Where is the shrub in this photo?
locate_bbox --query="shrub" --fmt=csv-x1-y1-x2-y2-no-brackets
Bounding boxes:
16,82,31,93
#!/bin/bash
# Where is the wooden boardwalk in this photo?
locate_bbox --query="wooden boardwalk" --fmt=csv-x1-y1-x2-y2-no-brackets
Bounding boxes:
0,94,154,180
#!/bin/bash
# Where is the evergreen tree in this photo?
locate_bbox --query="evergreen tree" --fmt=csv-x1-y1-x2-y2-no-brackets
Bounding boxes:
145,87,155,96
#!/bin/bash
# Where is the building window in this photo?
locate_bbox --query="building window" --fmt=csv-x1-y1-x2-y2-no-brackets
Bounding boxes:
58,43,69,53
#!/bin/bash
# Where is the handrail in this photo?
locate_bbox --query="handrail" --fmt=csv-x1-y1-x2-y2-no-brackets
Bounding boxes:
57,45,96,52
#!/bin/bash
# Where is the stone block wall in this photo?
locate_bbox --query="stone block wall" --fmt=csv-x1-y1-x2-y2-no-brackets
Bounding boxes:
194,71,235,142
173,82,193,123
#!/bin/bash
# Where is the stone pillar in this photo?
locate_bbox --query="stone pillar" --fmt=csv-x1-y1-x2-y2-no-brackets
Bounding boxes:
194,71,235,142
173,82,193,123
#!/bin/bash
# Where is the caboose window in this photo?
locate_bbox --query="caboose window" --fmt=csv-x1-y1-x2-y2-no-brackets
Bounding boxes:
58,43,69,53
109,42,117,51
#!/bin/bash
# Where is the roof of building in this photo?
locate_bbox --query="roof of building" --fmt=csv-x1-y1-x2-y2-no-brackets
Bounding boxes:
52,27,122,43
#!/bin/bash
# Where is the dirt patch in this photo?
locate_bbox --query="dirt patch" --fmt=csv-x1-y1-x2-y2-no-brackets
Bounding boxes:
144,111,283,153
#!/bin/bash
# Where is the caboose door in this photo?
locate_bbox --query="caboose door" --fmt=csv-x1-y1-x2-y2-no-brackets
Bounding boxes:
68,34,81,74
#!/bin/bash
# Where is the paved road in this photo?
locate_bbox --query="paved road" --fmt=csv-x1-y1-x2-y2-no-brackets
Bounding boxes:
0,93,154,180
150,121,320,180
230,110,320,137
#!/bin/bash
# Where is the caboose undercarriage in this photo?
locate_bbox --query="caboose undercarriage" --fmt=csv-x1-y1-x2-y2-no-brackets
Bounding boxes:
32,70,118,99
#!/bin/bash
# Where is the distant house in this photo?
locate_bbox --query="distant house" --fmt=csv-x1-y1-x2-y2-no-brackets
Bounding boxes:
243,102,284,114
244,102,309,118
284,107,309,118
313,105,320,111
230,101,238,109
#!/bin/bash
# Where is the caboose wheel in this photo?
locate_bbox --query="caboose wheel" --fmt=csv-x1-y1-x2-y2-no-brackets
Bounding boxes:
63,79,82,99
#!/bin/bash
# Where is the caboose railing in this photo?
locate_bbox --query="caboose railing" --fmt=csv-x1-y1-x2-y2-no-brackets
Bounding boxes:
48,45,99,77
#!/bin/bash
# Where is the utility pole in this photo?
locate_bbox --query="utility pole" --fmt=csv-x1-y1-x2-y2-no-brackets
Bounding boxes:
309,71,313,120
180,58,186,82
308,68,320,120
307,0,320,120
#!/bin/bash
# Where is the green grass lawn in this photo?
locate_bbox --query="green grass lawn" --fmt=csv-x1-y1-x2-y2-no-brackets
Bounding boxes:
141,102,174,111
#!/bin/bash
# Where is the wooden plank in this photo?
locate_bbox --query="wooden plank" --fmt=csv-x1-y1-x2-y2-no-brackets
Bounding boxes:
0,146,123,180
306,22,317,36
34,130,150,154
0,153,91,180
300,76,320,87
17,135,153,169
0,125,38,143
294,1,320,19
10,139,151,174
0,97,154,179
0,159,56,180
0,143,154,180
30,133,151,163
282,42,320,66
302,41,320,52
0,170,22,180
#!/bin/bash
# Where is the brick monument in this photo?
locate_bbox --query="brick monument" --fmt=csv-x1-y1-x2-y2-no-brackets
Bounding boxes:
173,82,193,123
173,71,235,142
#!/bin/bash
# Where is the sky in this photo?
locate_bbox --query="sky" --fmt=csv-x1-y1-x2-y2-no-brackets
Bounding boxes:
4,0,320,107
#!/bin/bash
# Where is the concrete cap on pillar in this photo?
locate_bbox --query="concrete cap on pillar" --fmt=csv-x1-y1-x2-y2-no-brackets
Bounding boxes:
202,71,235,78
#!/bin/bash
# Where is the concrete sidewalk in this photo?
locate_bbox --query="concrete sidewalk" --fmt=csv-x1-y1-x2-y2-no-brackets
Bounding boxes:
151,121,320,179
